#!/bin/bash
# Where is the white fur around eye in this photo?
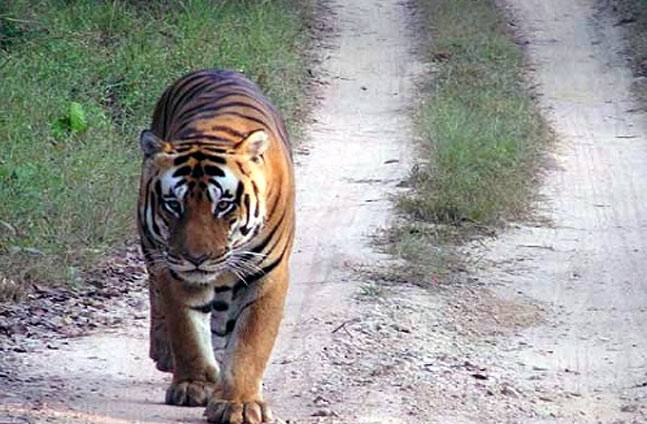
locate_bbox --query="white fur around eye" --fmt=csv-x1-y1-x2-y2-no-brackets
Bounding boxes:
174,184,188,199
160,172,184,197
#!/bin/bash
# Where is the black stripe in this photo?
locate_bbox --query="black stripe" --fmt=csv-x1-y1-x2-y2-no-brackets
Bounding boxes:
204,165,225,177
232,247,288,300
160,89,174,137
177,134,232,143
191,151,226,163
173,151,227,166
139,214,157,249
203,146,230,154
141,178,152,225
212,301,229,311
172,142,229,154
252,181,260,218
162,72,212,135
234,181,244,205
172,79,214,118
249,207,287,255
191,303,212,314
209,178,223,192
139,179,158,249
225,319,236,334
191,300,229,314
211,319,236,337
194,101,272,122
173,155,191,166
168,72,213,114
243,194,251,227
191,164,204,178
175,92,242,122
213,111,268,128
235,160,250,177
214,286,231,293
154,180,162,198
211,125,246,139
211,301,255,337
149,191,161,237
173,166,192,177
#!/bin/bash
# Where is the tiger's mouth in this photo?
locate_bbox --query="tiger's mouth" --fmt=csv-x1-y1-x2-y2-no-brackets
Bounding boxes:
167,251,232,285
175,268,222,285
173,256,234,285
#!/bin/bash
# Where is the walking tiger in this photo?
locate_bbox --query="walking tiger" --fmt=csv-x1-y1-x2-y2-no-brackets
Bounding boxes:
137,69,295,423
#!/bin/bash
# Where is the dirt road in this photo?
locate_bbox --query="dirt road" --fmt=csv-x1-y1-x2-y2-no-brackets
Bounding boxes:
0,0,422,422
473,0,647,421
3,0,647,423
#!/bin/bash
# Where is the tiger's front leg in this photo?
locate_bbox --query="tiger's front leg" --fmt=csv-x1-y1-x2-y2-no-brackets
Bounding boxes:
158,270,222,407
205,265,289,424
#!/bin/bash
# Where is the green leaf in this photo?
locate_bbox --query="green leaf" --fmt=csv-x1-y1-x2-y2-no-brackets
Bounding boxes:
51,117,68,140
69,102,88,133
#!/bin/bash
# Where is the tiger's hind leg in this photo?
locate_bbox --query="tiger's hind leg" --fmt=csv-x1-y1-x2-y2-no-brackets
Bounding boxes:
205,265,289,424
148,275,173,372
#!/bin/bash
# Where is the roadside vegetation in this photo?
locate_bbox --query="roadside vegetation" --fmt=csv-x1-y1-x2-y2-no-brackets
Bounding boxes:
385,0,550,282
0,0,311,294
603,0,647,105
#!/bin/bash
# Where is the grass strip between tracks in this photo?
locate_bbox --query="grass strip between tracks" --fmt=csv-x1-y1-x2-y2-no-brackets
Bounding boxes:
385,0,550,283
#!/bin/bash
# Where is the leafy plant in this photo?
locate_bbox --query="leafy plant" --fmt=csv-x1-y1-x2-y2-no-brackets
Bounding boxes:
51,101,89,139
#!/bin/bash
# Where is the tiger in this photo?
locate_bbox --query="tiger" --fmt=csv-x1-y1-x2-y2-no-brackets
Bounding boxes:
137,69,295,424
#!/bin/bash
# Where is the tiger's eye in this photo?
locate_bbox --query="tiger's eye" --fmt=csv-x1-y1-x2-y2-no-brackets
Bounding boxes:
164,199,182,216
217,200,231,211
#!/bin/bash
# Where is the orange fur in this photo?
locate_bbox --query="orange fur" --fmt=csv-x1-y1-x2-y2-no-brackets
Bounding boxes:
137,70,294,423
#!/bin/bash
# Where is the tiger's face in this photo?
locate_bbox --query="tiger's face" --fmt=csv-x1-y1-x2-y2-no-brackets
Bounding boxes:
139,129,270,285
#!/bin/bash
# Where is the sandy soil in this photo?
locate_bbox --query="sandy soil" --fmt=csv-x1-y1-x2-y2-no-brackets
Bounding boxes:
471,0,647,421
0,0,424,422
2,0,647,423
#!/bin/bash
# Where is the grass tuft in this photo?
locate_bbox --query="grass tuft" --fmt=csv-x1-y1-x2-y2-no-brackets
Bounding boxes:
401,0,549,227
0,0,311,288
386,0,550,283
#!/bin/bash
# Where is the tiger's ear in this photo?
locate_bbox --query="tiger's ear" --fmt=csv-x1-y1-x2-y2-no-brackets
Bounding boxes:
237,130,270,160
139,130,165,157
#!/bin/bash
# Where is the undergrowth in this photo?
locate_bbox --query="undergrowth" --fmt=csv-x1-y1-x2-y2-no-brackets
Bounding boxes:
601,0,647,105
0,0,311,289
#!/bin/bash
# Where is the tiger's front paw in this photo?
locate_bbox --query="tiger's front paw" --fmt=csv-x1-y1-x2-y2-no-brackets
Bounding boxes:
165,380,219,407
205,399,274,424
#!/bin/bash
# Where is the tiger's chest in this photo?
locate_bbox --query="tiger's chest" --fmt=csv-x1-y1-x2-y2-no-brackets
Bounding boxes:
208,280,257,358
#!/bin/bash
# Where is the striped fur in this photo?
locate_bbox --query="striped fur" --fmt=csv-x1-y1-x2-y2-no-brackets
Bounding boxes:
137,70,295,422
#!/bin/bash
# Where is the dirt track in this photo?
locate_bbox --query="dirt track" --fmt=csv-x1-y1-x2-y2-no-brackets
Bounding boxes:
2,0,647,423
473,0,647,421
0,0,422,422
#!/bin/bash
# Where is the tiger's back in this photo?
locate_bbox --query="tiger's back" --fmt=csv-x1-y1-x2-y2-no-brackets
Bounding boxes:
151,69,290,152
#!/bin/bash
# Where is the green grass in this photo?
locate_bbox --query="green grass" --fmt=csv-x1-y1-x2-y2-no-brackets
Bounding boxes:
0,0,311,287
401,0,548,225
387,0,549,282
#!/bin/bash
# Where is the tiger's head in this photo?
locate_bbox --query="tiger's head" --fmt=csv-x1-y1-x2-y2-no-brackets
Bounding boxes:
138,129,271,285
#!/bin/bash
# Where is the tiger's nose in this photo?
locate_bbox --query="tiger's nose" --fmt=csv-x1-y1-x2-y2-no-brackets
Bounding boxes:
184,253,209,267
